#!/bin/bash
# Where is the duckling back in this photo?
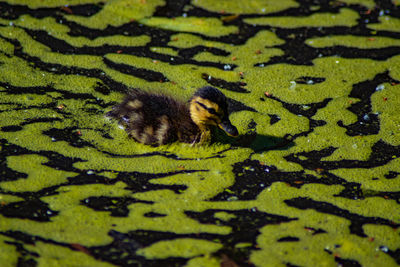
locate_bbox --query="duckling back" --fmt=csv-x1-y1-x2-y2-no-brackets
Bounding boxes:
107,90,199,146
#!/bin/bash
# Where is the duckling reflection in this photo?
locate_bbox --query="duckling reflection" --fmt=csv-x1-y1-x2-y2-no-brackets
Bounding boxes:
106,86,238,146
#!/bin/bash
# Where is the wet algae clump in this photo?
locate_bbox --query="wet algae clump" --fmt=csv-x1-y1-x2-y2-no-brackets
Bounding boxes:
1,0,400,266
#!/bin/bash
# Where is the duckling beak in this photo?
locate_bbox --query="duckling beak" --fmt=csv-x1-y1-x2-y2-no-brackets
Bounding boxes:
219,119,238,137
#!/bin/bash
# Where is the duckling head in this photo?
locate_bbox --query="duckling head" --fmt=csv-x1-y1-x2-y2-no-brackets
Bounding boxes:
189,86,238,137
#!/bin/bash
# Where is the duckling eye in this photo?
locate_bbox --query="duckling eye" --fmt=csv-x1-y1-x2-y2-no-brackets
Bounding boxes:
195,101,219,116
207,107,216,115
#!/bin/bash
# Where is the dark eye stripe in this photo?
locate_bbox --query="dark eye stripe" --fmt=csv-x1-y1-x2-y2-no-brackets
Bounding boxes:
208,107,217,115
195,101,207,110
196,101,217,115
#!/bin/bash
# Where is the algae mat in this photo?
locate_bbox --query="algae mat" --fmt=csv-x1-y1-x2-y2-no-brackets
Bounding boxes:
0,0,400,266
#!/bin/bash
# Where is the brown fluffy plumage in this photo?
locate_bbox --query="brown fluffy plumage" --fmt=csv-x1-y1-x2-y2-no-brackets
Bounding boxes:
106,86,238,146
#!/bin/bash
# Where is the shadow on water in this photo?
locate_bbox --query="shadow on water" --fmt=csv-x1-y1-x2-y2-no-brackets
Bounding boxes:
213,128,294,153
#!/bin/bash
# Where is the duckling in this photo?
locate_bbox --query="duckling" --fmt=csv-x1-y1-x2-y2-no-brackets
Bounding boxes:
106,86,238,146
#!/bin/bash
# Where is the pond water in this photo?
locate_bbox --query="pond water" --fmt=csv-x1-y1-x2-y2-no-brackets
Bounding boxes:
0,0,400,266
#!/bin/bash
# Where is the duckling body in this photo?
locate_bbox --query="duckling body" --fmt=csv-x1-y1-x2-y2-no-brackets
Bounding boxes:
107,86,238,146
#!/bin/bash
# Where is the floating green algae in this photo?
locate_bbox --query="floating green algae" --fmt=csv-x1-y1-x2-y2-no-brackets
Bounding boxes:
192,0,299,14
2,154,77,192
368,15,400,33
306,35,400,49
5,0,101,8
66,0,165,29
12,15,151,48
244,8,360,27
139,17,238,37
1,0,400,266
32,242,116,267
136,238,223,259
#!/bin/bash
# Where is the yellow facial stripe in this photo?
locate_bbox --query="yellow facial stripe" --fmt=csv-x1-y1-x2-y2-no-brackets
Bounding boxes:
192,97,223,116
197,98,219,112
190,96,223,128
